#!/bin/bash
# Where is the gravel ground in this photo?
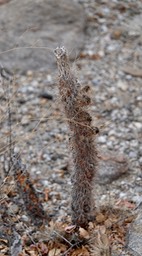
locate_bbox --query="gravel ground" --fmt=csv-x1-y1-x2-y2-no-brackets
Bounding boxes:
0,0,142,255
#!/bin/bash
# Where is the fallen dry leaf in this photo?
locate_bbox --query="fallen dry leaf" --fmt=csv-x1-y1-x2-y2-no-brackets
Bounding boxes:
48,248,61,256
115,200,136,209
79,227,90,239
65,224,76,233
90,226,111,256
44,188,51,202
37,242,48,254
96,213,106,223
71,246,90,256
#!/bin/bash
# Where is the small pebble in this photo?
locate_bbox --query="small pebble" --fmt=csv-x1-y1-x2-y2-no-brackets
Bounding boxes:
8,204,19,215
98,135,107,144
117,80,128,91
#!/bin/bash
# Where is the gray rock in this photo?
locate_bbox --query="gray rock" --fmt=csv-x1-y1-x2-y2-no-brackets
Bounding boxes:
127,204,142,256
8,204,19,215
129,151,137,159
125,14,142,37
0,0,85,73
96,153,129,185
139,157,142,164
10,230,22,256
107,140,113,149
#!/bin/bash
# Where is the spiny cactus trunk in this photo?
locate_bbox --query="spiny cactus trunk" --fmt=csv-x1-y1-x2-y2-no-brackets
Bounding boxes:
54,47,98,228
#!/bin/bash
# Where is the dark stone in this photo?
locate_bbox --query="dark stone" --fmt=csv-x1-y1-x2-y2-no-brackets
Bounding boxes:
39,92,53,100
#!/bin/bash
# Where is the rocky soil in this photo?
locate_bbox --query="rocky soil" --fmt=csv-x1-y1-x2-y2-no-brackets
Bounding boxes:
0,0,85,72
0,0,142,255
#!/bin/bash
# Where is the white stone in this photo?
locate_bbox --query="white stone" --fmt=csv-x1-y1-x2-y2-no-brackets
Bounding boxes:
98,135,107,144
133,122,142,129
117,80,128,91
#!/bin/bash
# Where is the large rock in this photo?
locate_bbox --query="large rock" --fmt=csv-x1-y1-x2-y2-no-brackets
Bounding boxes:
0,0,85,73
127,204,142,256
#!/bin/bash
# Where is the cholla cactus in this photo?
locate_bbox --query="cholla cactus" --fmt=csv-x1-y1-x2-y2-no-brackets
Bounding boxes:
54,47,98,228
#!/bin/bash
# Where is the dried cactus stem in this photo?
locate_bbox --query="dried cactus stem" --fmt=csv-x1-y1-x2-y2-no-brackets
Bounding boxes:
55,47,98,228
12,154,47,227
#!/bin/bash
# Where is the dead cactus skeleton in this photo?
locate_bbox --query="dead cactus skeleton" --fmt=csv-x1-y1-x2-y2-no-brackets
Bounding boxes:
54,47,98,228
12,154,47,227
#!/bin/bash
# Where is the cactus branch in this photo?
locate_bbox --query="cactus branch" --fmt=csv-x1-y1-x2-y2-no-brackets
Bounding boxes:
55,47,98,228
